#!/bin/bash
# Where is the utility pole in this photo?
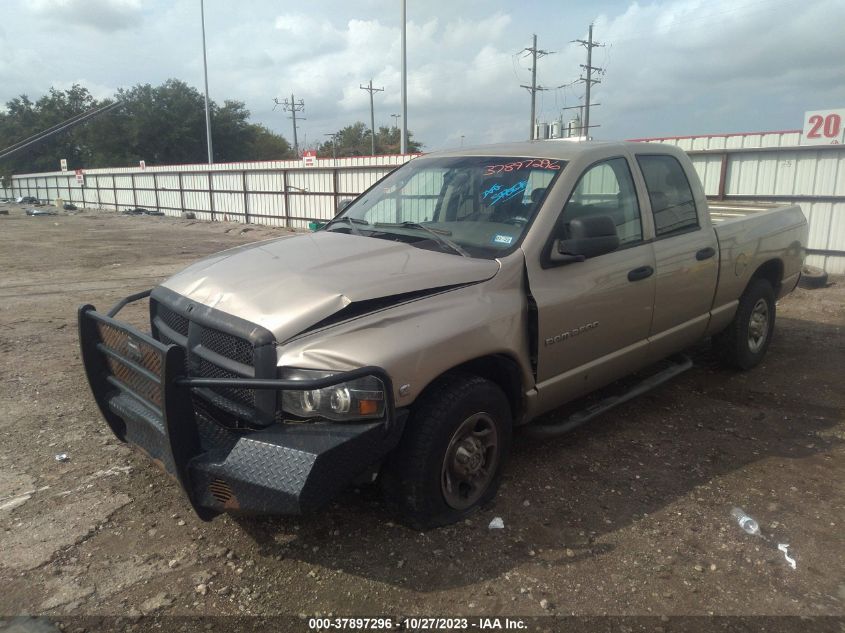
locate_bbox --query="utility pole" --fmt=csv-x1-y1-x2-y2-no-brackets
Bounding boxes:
323,133,337,159
519,34,555,140
400,0,408,154
273,94,305,156
360,79,384,156
573,23,604,139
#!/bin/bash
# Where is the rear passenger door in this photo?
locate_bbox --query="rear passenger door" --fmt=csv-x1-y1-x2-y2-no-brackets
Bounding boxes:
635,154,718,353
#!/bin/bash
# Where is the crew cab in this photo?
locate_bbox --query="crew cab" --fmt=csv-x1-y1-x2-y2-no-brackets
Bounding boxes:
78,141,808,528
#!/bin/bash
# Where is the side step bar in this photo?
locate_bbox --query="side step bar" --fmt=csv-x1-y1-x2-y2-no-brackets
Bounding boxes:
523,354,693,439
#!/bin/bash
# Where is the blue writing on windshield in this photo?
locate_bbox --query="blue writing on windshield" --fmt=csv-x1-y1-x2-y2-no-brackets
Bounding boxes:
482,183,502,200
487,179,528,205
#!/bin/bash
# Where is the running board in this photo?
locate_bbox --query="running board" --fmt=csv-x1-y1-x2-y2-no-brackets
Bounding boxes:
523,354,693,439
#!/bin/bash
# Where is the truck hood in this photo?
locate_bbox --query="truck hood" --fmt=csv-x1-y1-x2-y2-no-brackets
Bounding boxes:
160,231,500,342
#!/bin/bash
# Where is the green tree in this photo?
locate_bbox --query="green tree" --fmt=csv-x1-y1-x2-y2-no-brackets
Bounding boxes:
0,79,295,179
316,121,422,158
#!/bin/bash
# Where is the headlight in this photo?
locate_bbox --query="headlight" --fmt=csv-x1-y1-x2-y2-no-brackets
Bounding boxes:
280,368,386,422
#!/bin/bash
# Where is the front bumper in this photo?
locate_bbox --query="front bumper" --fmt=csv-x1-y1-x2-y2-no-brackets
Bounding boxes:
78,293,405,520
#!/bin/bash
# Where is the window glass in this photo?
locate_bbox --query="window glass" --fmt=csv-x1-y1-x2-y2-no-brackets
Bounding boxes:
330,156,565,259
637,154,699,237
561,157,642,246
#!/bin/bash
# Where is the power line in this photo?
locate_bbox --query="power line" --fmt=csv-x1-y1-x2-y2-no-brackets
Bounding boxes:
573,23,604,139
519,34,558,140
273,94,305,156
360,79,384,156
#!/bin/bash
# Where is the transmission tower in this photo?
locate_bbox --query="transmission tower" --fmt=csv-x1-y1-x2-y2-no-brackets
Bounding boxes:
273,94,305,156
519,34,556,140
573,24,604,138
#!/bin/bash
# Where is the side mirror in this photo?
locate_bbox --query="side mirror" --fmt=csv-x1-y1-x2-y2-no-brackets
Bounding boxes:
550,215,620,263
336,198,353,214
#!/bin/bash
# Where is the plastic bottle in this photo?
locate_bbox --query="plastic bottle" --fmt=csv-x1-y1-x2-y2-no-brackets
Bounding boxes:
731,507,760,535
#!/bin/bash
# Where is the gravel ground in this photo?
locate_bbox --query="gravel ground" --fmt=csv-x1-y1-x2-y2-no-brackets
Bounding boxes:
0,204,843,630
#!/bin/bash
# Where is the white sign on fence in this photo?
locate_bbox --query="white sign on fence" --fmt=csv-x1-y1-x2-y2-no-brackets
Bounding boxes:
60,159,68,172
140,160,146,170
75,169,84,185
302,150,317,167
802,109,845,145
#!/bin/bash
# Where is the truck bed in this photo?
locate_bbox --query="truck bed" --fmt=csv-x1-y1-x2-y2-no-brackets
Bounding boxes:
710,201,807,309
708,201,792,225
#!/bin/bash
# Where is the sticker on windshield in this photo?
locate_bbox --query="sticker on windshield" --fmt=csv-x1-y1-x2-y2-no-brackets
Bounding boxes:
492,234,514,246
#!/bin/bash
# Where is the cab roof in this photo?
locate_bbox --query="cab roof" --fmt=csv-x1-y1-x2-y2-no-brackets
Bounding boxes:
424,139,683,161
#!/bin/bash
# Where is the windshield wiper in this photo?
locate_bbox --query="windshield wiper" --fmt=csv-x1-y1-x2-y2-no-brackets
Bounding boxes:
374,221,470,258
323,216,369,235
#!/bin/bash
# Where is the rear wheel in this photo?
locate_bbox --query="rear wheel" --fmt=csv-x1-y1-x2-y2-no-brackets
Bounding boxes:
381,373,512,529
713,278,776,370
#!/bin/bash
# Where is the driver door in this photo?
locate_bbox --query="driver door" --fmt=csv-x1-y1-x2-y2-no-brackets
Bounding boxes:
527,156,657,405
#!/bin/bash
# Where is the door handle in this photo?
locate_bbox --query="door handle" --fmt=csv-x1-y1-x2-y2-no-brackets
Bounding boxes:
696,247,716,261
628,265,654,282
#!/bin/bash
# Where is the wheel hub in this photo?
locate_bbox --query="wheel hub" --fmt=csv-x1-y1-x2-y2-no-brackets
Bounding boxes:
747,298,769,353
441,412,499,510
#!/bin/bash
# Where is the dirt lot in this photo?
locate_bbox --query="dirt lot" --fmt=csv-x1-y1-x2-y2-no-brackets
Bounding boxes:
0,204,843,628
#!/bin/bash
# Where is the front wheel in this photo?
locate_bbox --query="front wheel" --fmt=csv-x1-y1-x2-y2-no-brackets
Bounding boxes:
713,278,776,370
381,373,512,529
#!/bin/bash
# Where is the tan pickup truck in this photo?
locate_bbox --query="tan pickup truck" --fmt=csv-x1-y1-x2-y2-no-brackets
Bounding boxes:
79,141,807,528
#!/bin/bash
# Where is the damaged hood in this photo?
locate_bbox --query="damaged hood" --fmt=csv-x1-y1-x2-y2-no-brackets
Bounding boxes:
160,231,500,341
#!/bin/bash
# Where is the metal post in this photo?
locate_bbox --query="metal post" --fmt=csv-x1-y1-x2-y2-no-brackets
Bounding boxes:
131,173,138,209
207,171,215,221
369,80,376,156
153,172,161,214
290,93,299,155
200,0,214,164
282,170,291,228
360,79,384,156
332,168,340,215
242,170,250,224
400,0,408,154
178,172,186,215
530,33,537,140
584,24,593,138
112,174,117,211
95,173,101,209
718,154,728,201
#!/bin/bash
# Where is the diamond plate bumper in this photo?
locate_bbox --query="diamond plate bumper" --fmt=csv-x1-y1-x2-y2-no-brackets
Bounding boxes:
78,298,405,520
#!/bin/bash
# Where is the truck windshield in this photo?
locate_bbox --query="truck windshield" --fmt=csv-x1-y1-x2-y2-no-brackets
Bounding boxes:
325,156,566,258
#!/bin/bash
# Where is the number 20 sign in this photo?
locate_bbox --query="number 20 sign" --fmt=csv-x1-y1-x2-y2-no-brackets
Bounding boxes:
802,109,845,145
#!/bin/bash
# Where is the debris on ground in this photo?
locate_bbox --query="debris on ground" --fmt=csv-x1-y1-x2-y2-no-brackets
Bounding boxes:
731,507,760,535
488,517,505,530
54,453,69,462
778,544,797,570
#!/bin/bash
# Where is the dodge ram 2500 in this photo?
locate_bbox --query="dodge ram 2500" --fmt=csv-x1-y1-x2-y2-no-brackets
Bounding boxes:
78,140,808,528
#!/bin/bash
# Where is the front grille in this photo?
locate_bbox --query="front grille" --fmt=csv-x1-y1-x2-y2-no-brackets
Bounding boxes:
157,305,189,337
150,291,277,428
200,328,253,366
196,358,255,407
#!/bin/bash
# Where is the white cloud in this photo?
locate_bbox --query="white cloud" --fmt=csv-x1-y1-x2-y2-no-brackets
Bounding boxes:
2,0,845,152
28,0,143,32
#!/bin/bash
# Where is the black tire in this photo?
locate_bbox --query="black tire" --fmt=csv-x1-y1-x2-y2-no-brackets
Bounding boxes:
798,265,828,290
381,373,512,529
713,278,776,370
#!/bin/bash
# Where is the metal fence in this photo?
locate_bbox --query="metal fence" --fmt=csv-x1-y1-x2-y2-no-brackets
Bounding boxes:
8,133,845,272
9,154,416,229
631,131,844,274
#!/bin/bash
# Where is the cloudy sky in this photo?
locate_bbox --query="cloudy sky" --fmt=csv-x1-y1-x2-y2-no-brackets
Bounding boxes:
3,0,845,152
